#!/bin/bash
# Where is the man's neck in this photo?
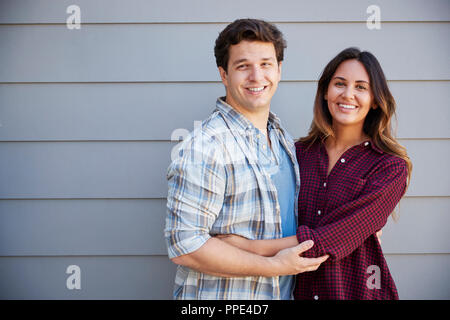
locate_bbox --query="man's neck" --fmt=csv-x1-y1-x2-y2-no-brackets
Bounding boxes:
225,98,270,135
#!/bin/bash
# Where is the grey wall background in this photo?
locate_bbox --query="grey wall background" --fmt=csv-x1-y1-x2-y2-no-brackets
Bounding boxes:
0,0,449,299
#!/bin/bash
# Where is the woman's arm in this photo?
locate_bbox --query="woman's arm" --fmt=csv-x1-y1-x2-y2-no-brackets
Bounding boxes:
216,160,403,261
296,160,408,261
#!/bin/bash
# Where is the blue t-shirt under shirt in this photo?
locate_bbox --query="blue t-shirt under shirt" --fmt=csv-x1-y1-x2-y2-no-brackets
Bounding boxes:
257,125,297,299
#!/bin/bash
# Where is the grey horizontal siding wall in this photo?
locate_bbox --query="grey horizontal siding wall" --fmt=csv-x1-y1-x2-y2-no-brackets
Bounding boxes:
1,23,449,82
0,0,449,299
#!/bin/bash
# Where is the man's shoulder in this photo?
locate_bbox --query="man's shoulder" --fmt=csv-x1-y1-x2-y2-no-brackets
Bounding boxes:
173,110,228,161
201,109,228,134
269,111,294,143
184,110,227,143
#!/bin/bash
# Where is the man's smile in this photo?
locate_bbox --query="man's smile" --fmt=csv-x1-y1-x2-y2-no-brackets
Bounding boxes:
245,85,268,94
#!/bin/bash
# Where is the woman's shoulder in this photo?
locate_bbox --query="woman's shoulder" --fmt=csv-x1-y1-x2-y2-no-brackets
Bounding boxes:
294,139,305,150
367,146,408,180
368,143,407,167
295,138,320,152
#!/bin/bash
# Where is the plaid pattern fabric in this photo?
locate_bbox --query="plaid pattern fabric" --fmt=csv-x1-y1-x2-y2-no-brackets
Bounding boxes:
165,97,300,300
294,140,408,300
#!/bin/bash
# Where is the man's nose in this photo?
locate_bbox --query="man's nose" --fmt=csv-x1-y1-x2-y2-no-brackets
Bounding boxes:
248,66,264,81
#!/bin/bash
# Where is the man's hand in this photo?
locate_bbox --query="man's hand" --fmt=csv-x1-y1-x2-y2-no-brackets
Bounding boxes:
270,240,329,275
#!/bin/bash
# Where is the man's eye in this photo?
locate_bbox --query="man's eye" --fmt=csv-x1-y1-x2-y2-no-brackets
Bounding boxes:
237,64,247,69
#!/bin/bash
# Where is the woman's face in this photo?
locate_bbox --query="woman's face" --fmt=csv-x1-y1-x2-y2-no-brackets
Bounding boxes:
325,59,375,130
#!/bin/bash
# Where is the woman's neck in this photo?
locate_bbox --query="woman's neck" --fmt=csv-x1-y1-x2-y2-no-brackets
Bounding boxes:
326,125,369,153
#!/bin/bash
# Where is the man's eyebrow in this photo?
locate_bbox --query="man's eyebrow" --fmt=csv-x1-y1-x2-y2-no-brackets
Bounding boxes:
332,76,369,84
231,58,248,66
261,57,276,61
231,57,276,66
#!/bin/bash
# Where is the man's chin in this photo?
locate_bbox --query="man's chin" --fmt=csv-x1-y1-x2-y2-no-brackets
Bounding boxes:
227,96,272,114
242,98,271,111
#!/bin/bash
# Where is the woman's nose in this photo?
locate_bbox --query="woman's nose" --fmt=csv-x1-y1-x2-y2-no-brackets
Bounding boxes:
342,86,355,99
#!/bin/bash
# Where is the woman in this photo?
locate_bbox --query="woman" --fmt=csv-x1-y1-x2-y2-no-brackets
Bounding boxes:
219,47,412,299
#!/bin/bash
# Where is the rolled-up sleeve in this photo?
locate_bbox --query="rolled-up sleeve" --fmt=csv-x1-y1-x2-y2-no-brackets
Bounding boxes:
297,158,408,261
165,133,226,259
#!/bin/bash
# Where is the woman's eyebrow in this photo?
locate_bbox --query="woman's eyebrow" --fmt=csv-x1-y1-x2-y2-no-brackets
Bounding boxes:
333,76,369,84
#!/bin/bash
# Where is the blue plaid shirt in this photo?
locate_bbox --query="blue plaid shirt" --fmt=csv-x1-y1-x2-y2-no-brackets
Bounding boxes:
165,97,300,299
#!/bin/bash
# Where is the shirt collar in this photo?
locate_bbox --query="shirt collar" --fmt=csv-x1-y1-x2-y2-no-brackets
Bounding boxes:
215,97,283,133
361,140,384,154
317,138,384,155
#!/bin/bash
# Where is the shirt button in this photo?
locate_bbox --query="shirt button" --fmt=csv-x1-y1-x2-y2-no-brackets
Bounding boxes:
256,134,261,139
317,210,321,215
314,295,319,300
364,142,369,146
323,182,327,187
262,144,266,150
340,158,346,163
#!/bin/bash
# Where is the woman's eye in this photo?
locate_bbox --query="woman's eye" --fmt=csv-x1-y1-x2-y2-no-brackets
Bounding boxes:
357,85,368,90
335,82,345,87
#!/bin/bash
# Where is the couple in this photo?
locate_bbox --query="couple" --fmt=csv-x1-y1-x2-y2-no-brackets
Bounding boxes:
165,18,412,300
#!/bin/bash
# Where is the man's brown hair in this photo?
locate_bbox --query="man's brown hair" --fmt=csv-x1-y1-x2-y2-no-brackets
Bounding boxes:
214,18,287,72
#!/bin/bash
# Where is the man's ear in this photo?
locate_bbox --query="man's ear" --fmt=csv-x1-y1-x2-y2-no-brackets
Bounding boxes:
277,61,283,81
218,66,228,86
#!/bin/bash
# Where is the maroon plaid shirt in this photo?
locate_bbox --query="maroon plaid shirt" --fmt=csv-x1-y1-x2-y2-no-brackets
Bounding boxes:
294,139,408,300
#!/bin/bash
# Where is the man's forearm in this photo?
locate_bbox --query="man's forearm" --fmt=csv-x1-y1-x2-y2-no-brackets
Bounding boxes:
171,237,280,278
253,235,299,256
216,234,299,257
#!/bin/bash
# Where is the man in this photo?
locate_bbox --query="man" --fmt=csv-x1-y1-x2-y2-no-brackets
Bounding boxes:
165,19,328,300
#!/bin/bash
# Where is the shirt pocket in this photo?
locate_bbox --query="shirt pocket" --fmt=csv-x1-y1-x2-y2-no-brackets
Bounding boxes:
326,176,367,211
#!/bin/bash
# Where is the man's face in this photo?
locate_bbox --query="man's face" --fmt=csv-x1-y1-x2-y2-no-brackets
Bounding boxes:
219,40,282,116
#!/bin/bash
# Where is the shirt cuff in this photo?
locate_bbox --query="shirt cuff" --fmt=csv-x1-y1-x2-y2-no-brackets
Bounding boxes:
296,225,318,258
166,231,212,259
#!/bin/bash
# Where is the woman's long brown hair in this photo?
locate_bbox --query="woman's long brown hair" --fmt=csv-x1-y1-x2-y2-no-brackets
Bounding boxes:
299,47,412,191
